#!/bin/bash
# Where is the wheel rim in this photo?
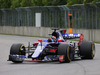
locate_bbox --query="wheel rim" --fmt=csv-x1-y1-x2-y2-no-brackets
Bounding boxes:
20,45,26,55
67,46,71,62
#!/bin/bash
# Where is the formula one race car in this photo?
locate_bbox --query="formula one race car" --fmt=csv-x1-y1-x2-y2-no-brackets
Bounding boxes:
8,28,95,63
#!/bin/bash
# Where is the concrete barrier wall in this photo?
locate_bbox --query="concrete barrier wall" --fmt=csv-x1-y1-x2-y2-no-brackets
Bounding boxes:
0,26,52,37
0,26,100,42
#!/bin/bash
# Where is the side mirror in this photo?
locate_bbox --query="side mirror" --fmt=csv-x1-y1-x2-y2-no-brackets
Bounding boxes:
38,39,43,42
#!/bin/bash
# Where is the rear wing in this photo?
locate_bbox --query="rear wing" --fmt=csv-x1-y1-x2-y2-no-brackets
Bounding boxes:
60,30,81,39
61,33,80,39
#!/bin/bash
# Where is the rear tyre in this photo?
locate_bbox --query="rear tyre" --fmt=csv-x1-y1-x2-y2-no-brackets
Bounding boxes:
9,44,26,63
58,44,72,63
79,41,95,59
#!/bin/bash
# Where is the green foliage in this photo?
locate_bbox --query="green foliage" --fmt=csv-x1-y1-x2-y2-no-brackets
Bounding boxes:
43,0,67,6
20,0,33,7
0,0,100,8
67,0,100,6
11,0,21,8
67,0,83,6
32,0,44,6
0,0,11,8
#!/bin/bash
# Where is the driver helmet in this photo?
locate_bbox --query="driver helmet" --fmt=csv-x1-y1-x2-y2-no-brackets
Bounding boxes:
48,36,56,42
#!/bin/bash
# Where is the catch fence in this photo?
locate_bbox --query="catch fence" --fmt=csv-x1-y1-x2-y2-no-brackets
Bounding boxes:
0,2,100,29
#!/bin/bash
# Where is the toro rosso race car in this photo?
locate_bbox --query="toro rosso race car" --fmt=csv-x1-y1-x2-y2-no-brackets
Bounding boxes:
8,29,95,63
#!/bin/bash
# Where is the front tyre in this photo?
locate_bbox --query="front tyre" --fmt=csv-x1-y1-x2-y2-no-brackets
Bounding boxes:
58,44,72,63
79,41,95,59
9,44,26,63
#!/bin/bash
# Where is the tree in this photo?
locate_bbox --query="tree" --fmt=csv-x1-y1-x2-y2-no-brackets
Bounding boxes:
83,0,100,5
0,0,100,9
0,0,11,8
67,0,84,6
32,0,44,6
42,0,67,6
20,0,33,7
11,0,21,8
67,0,100,6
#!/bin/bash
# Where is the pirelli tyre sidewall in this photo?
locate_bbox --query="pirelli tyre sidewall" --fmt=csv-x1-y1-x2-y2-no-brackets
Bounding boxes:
9,44,26,63
58,44,72,63
79,41,95,59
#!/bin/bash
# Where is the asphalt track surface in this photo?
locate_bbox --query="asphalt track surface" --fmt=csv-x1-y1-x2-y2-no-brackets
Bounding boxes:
0,35,100,75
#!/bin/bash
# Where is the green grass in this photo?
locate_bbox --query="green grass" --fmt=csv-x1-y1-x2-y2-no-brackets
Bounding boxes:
0,33,100,44
94,42,100,44
0,33,48,38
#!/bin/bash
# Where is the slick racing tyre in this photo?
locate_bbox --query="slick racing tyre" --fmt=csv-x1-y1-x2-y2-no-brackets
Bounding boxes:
58,44,72,63
9,44,26,63
79,41,95,59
